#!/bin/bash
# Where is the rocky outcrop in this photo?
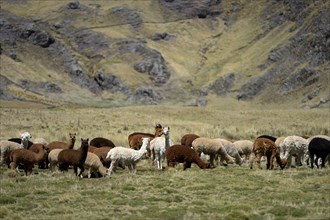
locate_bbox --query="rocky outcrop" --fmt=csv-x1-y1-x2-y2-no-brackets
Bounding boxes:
237,1,329,101
159,0,222,19
130,87,163,105
209,73,235,97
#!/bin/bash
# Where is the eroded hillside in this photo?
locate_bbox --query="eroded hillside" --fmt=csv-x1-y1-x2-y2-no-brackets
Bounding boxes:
0,0,329,108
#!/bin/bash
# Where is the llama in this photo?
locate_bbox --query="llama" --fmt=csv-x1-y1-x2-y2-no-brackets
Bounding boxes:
165,144,210,170
106,137,150,175
90,137,116,148
150,126,172,170
33,137,49,147
308,137,330,168
191,137,235,168
128,124,163,151
57,138,89,176
257,135,277,142
8,131,33,148
90,146,112,168
9,144,47,175
48,149,64,171
79,152,108,178
31,137,49,169
280,135,308,168
249,138,286,170
214,138,244,165
181,134,200,148
232,140,253,160
48,132,76,151
306,135,330,166
0,140,25,167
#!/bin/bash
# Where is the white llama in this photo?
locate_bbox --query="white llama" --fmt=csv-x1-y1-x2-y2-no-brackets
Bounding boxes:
21,132,32,148
106,137,150,175
150,127,172,170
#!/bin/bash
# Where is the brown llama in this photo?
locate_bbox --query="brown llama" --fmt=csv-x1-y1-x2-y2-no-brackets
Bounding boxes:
9,144,47,175
48,132,76,151
90,146,112,167
128,124,163,158
90,137,115,148
181,134,200,147
249,138,287,170
58,138,89,176
165,144,211,170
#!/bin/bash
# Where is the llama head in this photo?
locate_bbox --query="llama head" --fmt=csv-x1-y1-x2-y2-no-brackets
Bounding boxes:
21,132,32,141
163,127,170,135
154,124,164,137
69,132,77,141
280,158,287,169
81,138,89,148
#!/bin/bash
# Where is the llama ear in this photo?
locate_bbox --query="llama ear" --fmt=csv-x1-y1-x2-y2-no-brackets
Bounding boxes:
81,138,83,141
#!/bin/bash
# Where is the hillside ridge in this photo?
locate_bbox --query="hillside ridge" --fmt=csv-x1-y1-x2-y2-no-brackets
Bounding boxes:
0,0,329,108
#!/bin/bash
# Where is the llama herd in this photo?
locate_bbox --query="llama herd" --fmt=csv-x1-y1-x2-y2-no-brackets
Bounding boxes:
0,124,329,177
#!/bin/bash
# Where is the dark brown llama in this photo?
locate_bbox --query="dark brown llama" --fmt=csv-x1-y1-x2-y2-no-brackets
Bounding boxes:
181,134,200,147
58,138,89,176
90,137,115,148
165,144,211,170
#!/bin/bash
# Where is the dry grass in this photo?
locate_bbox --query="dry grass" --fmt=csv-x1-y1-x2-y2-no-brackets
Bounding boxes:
0,104,329,219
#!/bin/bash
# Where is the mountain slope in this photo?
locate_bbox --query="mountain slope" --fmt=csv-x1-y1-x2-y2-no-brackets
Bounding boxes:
0,0,329,108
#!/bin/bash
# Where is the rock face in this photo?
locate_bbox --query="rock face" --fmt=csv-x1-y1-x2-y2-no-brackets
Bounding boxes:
0,1,329,107
209,73,235,97
237,1,329,102
130,87,162,105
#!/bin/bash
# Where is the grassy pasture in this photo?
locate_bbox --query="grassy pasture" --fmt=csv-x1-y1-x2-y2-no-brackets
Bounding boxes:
0,104,329,219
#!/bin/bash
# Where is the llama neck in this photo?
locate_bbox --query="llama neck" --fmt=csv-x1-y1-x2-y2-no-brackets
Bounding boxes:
165,133,170,150
78,144,89,164
135,142,148,160
68,138,75,149
22,139,29,148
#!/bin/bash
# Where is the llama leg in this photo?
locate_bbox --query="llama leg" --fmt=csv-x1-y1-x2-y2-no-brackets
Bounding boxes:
321,156,326,168
127,164,133,173
249,153,255,169
0,155,4,167
286,155,292,168
77,165,84,177
184,162,191,170
132,163,137,174
108,160,116,175
315,156,320,168
310,153,315,168
270,153,275,170
10,162,17,170
266,154,271,169
209,154,215,168
256,154,262,169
